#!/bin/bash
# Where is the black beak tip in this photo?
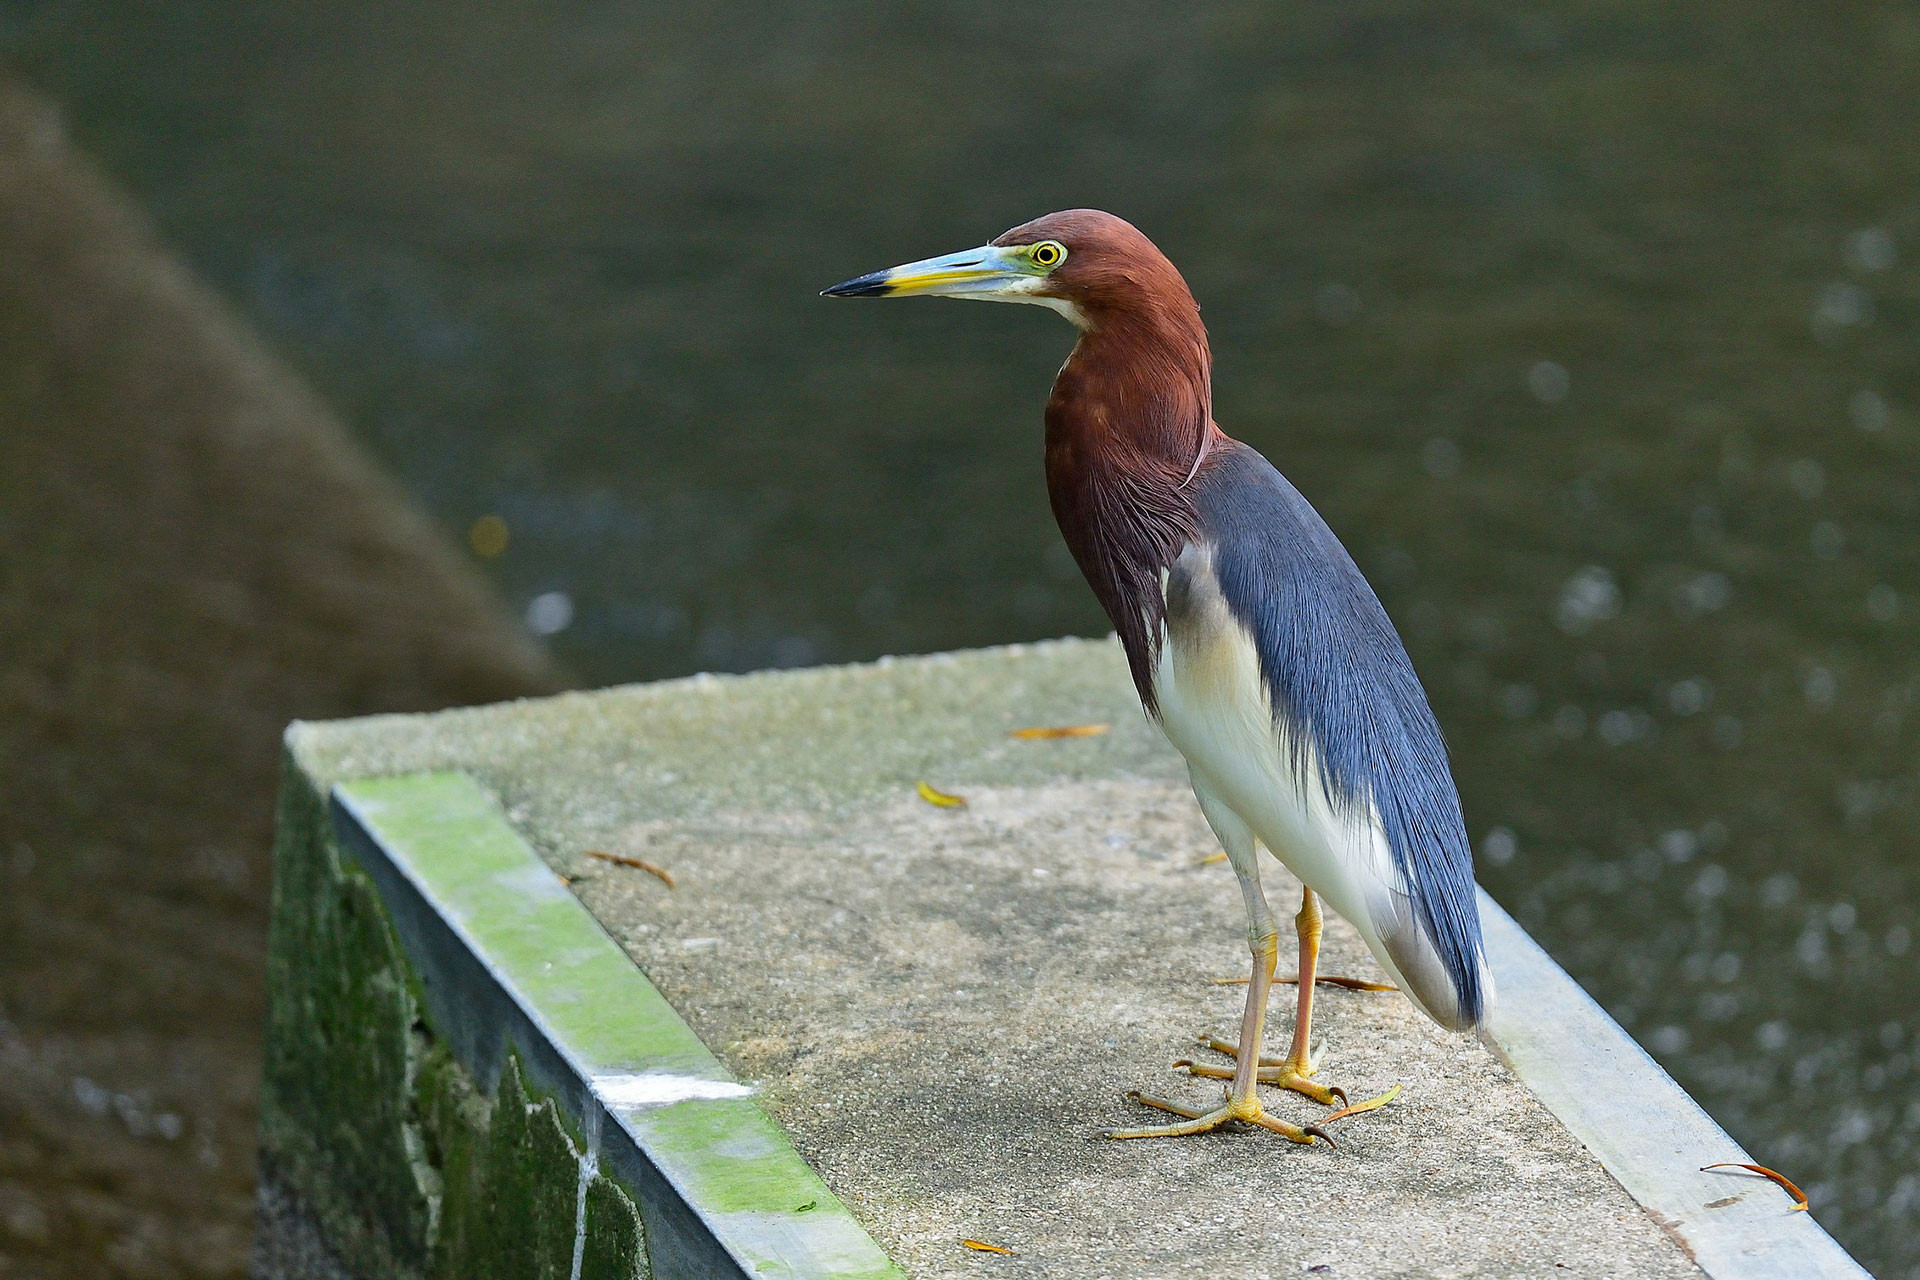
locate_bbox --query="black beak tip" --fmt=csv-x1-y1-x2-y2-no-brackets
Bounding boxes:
820,272,891,299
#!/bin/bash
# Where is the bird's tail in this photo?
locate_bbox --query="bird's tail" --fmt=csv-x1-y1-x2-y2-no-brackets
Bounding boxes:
1372,889,1493,1032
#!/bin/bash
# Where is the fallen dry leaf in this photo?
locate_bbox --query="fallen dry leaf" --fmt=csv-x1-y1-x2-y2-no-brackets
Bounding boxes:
585,849,676,889
1010,724,1109,739
1322,1082,1403,1124
960,1239,1015,1255
917,780,967,809
1701,1162,1809,1211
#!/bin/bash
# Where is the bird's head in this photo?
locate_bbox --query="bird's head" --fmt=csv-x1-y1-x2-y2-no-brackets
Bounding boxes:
822,208,1194,333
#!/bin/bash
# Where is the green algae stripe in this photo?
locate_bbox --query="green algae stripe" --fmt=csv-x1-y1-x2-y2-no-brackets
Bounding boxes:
333,771,904,1280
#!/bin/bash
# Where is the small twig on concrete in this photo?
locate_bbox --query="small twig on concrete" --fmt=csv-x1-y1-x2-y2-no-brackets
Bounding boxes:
1010,724,1109,739
585,849,676,889
1701,1162,1809,1211
1322,1082,1403,1124
960,1238,1016,1255
1210,974,1398,991
916,780,968,808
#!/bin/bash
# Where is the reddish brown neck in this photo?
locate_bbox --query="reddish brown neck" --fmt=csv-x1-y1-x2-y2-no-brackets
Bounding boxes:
1043,303,1219,709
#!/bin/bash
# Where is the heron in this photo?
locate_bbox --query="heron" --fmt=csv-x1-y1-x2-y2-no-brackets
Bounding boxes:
824,210,1488,1144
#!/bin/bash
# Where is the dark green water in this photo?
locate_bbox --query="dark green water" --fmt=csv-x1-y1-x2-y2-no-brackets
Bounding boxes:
8,2,1918,1273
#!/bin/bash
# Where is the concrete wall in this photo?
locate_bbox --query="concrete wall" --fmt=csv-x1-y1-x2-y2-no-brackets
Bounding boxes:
254,766,647,1280
268,645,1866,1279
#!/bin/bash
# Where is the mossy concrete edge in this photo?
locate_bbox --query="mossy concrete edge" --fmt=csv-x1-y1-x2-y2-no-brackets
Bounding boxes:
256,755,654,1280
307,765,900,1279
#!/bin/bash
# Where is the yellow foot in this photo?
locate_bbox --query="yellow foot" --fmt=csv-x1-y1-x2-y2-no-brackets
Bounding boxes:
1107,1089,1332,1144
1174,1036,1347,1107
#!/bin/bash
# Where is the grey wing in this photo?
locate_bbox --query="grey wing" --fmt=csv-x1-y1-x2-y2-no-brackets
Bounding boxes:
1191,443,1489,1029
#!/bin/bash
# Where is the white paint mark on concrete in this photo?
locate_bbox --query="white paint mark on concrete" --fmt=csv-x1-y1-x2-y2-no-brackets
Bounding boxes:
593,1073,752,1109
568,1146,597,1280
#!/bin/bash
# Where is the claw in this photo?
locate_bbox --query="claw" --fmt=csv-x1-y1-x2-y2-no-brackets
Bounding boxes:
1304,1124,1335,1147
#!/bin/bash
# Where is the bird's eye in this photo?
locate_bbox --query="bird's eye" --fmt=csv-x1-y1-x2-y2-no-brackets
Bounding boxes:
1031,241,1066,269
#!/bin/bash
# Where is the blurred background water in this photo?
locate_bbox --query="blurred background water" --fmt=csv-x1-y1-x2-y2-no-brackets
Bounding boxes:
3,1,1917,1274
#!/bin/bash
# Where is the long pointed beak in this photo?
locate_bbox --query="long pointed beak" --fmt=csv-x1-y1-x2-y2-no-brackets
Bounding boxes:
821,244,1027,299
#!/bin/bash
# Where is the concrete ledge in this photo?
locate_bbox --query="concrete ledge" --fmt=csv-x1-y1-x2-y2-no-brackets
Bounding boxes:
1479,898,1864,1278
265,639,1868,1278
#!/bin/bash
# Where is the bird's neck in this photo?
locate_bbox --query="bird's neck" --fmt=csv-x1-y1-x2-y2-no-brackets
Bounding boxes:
1043,305,1221,709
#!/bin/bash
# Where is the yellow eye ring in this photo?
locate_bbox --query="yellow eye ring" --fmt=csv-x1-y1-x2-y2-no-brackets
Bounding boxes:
1031,240,1065,269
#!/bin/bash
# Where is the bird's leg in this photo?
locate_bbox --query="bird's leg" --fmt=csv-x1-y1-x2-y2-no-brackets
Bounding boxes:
1268,887,1344,1103
1180,887,1348,1108
1110,799,1328,1145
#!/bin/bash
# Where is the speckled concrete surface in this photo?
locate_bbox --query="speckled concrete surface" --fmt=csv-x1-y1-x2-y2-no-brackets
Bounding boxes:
291,639,1699,1279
